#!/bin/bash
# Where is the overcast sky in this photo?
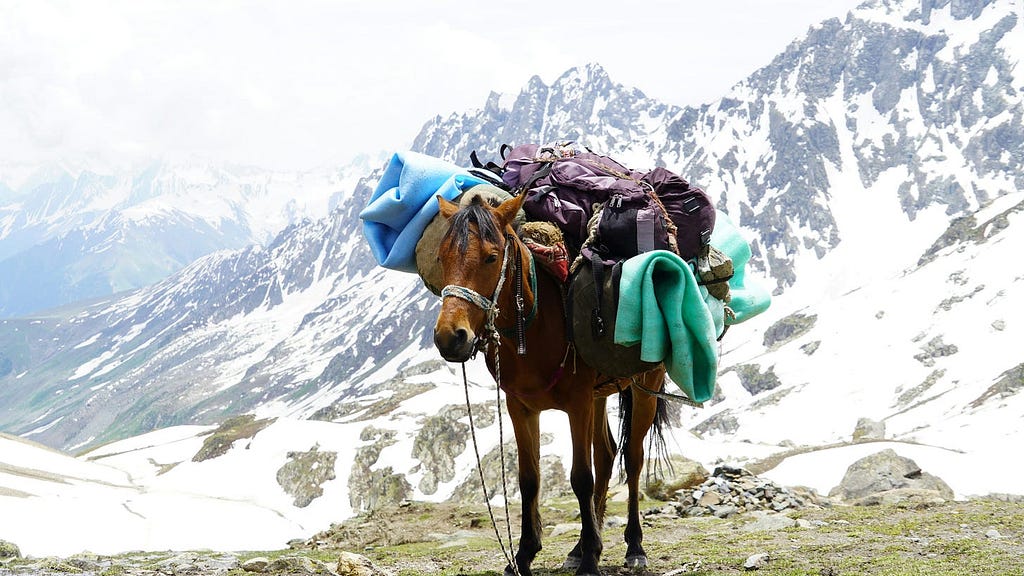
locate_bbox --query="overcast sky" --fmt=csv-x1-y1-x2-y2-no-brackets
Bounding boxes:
0,0,865,172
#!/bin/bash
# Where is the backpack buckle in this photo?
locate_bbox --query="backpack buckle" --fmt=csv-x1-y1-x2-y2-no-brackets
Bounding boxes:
591,309,605,338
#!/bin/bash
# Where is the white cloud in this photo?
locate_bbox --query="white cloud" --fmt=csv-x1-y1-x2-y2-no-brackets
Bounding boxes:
0,0,863,171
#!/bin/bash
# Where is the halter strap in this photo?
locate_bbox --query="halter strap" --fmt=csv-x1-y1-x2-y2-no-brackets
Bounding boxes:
440,232,535,356
441,238,511,351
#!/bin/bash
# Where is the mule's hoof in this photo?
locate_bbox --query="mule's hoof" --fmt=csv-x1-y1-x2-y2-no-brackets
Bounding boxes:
561,555,582,570
504,565,531,576
624,554,648,569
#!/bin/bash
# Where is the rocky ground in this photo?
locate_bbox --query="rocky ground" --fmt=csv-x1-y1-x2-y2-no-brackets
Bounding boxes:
2,497,1022,575
2,472,1023,576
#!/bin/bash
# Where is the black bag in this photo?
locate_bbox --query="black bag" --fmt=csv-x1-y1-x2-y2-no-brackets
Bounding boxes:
567,252,660,378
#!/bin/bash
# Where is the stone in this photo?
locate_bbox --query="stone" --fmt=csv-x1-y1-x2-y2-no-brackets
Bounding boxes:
740,512,798,532
712,504,739,518
0,540,21,559
66,556,103,572
336,551,383,576
744,552,771,570
242,557,271,572
550,523,579,537
829,449,954,502
604,515,627,528
699,491,723,506
268,556,328,575
985,529,1002,539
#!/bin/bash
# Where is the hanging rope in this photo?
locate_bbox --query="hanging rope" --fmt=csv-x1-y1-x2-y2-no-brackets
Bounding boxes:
462,361,521,576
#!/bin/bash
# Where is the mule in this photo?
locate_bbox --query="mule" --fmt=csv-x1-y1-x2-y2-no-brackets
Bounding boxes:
432,192,671,576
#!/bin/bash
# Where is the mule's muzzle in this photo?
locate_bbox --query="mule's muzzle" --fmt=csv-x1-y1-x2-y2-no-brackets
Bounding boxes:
433,326,477,363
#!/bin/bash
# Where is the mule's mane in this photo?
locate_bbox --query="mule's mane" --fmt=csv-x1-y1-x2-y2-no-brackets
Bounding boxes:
442,196,502,255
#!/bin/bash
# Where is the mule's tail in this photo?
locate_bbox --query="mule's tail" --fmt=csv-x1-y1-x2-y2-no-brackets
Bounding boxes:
617,379,673,482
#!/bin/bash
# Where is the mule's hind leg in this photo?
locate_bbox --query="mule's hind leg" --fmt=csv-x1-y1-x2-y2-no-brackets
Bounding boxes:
505,397,542,576
622,376,663,569
564,397,616,571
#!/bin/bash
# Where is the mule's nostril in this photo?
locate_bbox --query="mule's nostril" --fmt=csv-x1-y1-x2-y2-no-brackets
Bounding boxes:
433,326,475,362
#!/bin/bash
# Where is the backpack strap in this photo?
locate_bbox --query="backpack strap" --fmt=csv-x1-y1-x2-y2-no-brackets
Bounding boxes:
590,251,606,339
468,150,509,189
516,161,553,194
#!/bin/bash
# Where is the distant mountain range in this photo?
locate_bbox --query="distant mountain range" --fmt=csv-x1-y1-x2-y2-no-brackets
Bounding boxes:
1,0,1022,545
0,158,379,318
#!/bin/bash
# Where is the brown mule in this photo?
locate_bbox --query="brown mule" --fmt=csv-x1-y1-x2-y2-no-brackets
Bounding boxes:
433,192,670,576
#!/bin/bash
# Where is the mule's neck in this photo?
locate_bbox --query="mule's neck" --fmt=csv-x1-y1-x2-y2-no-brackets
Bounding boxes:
494,231,537,352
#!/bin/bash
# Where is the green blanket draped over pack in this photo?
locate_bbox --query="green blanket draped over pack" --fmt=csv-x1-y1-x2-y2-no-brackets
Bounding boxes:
613,211,770,403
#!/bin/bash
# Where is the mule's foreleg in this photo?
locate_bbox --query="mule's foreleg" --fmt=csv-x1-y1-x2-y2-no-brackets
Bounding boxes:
622,385,661,569
506,398,542,576
566,403,603,576
565,397,616,571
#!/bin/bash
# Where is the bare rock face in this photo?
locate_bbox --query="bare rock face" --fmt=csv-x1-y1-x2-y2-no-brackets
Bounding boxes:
349,428,411,511
829,449,954,503
412,406,470,495
276,444,338,508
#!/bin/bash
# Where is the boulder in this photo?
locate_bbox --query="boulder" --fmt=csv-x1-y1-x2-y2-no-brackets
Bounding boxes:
643,456,710,500
241,557,271,572
336,551,385,576
0,540,20,559
851,488,948,507
267,556,334,575
852,418,886,442
828,449,954,503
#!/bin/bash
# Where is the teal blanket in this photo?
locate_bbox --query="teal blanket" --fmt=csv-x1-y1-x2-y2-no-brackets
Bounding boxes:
710,210,772,324
614,211,770,403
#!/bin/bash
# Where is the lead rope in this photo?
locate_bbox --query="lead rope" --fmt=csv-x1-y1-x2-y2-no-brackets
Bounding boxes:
462,361,521,576
491,344,519,576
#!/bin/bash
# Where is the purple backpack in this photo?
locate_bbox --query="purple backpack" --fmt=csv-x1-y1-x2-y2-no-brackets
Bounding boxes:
499,143,714,263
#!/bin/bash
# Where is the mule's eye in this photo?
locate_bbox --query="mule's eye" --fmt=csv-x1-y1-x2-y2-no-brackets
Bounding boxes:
484,253,499,264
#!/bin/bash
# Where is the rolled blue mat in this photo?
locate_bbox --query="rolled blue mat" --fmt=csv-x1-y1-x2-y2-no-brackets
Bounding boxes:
360,151,486,272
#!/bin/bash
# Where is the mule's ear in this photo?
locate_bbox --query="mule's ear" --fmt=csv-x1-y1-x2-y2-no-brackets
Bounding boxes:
494,192,527,228
437,195,459,219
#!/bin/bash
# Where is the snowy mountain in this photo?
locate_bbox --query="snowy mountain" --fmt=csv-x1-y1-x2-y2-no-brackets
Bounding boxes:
0,158,376,318
2,0,1023,557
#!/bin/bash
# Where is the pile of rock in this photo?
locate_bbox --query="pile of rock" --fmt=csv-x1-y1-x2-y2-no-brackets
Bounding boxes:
646,465,820,520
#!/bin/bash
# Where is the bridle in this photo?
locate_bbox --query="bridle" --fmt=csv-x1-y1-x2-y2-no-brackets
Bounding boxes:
440,231,532,356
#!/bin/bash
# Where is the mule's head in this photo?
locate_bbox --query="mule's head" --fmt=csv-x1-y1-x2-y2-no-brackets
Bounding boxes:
432,192,526,362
